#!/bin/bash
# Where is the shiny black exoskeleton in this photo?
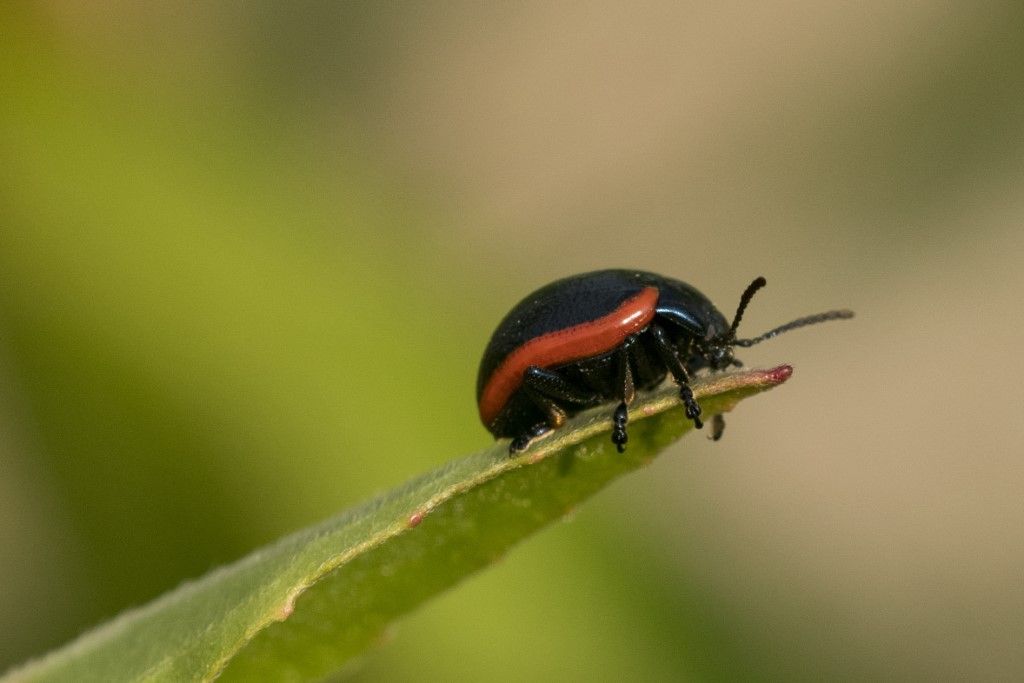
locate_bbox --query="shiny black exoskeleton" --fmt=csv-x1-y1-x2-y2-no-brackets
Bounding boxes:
476,270,852,454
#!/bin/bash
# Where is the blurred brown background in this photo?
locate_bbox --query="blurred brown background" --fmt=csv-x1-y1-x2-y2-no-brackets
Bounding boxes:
2,2,1023,680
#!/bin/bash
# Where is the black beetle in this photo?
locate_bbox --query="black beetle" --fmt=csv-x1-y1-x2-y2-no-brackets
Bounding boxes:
476,269,853,453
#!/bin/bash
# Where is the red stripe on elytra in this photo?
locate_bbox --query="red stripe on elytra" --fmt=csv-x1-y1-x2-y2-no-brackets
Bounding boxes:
478,286,659,426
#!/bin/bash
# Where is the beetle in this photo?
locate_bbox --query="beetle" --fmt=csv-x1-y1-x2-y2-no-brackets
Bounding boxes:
476,269,853,453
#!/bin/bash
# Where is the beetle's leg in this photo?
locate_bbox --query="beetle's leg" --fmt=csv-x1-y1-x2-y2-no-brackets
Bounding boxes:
710,413,725,441
510,422,552,454
649,324,704,431
611,335,638,453
510,366,600,455
522,366,600,409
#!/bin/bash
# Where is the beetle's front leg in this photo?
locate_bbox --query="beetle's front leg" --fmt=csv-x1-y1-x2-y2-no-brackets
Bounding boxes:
649,325,704,431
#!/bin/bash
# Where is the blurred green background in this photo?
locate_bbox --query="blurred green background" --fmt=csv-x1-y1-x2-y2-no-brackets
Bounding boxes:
2,2,1023,680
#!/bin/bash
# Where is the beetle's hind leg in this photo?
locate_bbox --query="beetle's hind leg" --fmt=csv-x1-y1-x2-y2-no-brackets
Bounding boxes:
510,366,600,454
509,422,553,454
649,324,704,431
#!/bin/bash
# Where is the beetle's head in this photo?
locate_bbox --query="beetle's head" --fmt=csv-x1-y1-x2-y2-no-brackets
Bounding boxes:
706,340,737,371
708,276,854,368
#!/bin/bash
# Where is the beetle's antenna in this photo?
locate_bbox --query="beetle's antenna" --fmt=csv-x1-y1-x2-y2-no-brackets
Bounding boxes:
727,276,767,339
734,309,855,347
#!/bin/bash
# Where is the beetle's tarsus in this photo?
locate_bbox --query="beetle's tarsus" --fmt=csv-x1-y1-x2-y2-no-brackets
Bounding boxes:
508,423,551,455
679,383,703,429
710,413,725,441
508,437,528,454
612,402,629,452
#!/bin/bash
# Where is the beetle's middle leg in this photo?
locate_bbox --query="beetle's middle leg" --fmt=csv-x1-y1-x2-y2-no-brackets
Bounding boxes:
610,335,640,453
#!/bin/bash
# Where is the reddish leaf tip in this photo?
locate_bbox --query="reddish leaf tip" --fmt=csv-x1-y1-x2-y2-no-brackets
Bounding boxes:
762,364,794,384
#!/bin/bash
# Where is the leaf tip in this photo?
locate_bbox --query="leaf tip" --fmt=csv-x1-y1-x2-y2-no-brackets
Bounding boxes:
761,363,793,385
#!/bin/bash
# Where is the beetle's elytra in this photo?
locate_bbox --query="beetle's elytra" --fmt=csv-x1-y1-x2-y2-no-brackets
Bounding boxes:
476,269,853,454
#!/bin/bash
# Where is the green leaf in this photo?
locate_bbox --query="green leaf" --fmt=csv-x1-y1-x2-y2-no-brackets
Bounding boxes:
4,366,792,683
